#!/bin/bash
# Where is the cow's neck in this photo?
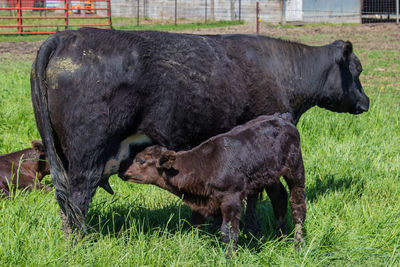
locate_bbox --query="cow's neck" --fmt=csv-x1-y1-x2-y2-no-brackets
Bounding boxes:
287,47,334,123
285,46,334,123
258,40,335,124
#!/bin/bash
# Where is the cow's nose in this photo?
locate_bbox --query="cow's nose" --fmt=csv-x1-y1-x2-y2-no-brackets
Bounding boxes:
354,102,369,114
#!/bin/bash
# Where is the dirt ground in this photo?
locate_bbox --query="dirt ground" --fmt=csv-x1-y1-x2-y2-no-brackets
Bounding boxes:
0,23,399,60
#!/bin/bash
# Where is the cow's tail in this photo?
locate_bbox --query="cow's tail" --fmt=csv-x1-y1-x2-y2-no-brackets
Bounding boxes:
31,34,86,231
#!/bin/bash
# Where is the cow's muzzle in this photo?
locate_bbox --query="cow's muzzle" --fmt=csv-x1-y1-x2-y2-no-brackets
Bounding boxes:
352,98,369,114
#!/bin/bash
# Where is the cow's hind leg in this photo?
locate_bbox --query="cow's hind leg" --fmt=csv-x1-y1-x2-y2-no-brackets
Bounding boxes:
55,157,105,237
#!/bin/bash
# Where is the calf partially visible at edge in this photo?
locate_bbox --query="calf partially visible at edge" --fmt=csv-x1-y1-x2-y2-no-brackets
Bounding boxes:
121,115,306,250
0,140,51,197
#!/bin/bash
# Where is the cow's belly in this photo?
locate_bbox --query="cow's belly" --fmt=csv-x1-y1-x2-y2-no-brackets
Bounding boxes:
103,133,152,177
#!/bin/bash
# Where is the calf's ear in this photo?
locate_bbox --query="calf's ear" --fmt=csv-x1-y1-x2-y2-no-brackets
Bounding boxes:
157,150,177,170
32,140,45,154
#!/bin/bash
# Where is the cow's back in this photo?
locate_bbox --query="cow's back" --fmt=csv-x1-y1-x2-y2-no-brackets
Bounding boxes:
44,28,254,152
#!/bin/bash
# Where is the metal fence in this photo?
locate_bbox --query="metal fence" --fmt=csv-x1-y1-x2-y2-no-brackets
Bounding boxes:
0,0,111,34
0,0,399,35
362,0,400,23
102,0,400,25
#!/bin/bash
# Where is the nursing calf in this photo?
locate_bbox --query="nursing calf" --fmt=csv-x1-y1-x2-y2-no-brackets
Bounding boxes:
122,115,306,249
0,140,51,197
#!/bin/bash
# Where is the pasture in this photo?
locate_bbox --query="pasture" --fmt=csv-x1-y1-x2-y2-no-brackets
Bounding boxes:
0,23,399,266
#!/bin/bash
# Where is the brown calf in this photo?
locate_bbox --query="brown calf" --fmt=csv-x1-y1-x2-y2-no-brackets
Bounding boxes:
0,140,51,197
122,115,306,250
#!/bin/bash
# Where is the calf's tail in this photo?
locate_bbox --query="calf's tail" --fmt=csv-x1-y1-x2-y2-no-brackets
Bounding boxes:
31,34,86,231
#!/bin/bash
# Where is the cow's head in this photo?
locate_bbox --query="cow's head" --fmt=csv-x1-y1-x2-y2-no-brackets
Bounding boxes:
122,145,177,185
31,140,50,180
318,40,369,115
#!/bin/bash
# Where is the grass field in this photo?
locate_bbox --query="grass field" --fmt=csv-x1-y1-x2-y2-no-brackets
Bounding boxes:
0,23,399,266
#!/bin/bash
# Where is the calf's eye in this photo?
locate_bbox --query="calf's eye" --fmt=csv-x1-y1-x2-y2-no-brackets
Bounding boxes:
139,159,145,165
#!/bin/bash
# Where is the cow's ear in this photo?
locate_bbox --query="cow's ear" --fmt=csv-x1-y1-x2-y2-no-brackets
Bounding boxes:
157,150,177,170
342,41,353,61
32,140,45,154
334,40,353,63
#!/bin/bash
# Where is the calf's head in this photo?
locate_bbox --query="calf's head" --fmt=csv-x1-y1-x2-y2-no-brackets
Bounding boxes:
318,40,369,115
122,145,177,185
31,140,50,179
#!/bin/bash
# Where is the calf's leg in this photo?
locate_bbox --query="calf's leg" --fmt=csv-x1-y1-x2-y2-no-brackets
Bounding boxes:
244,193,262,236
283,161,306,246
220,194,242,253
265,180,288,237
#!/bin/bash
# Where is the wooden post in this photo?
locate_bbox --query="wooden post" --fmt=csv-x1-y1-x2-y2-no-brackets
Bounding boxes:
65,0,69,30
396,0,399,24
205,0,207,23
256,2,260,34
210,0,214,21
174,0,177,25
107,0,112,29
137,0,139,26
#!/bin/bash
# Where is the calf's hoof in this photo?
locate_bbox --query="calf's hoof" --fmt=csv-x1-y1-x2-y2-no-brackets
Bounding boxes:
293,223,304,249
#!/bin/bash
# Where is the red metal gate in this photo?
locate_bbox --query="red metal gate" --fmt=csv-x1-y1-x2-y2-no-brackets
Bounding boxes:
0,0,111,35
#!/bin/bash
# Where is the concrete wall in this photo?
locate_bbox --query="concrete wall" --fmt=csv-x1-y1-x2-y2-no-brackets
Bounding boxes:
303,0,361,23
110,0,360,23
286,0,303,21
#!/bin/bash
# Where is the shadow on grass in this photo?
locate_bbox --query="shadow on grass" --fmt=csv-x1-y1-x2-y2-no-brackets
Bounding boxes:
85,194,289,251
306,173,365,203
84,172,363,249
86,197,193,236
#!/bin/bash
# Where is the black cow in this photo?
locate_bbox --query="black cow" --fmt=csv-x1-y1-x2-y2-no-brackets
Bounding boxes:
31,27,369,234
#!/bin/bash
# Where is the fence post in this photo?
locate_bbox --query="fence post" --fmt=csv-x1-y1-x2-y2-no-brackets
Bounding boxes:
174,0,177,25
137,0,139,26
256,1,260,34
205,0,207,23
396,0,399,24
17,0,22,34
107,0,112,29
239,0,241,21
281,0,286,24
65,0,69,30
143,0,146,18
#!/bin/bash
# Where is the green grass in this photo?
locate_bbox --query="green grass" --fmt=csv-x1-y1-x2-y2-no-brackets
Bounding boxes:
0,27,399,265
